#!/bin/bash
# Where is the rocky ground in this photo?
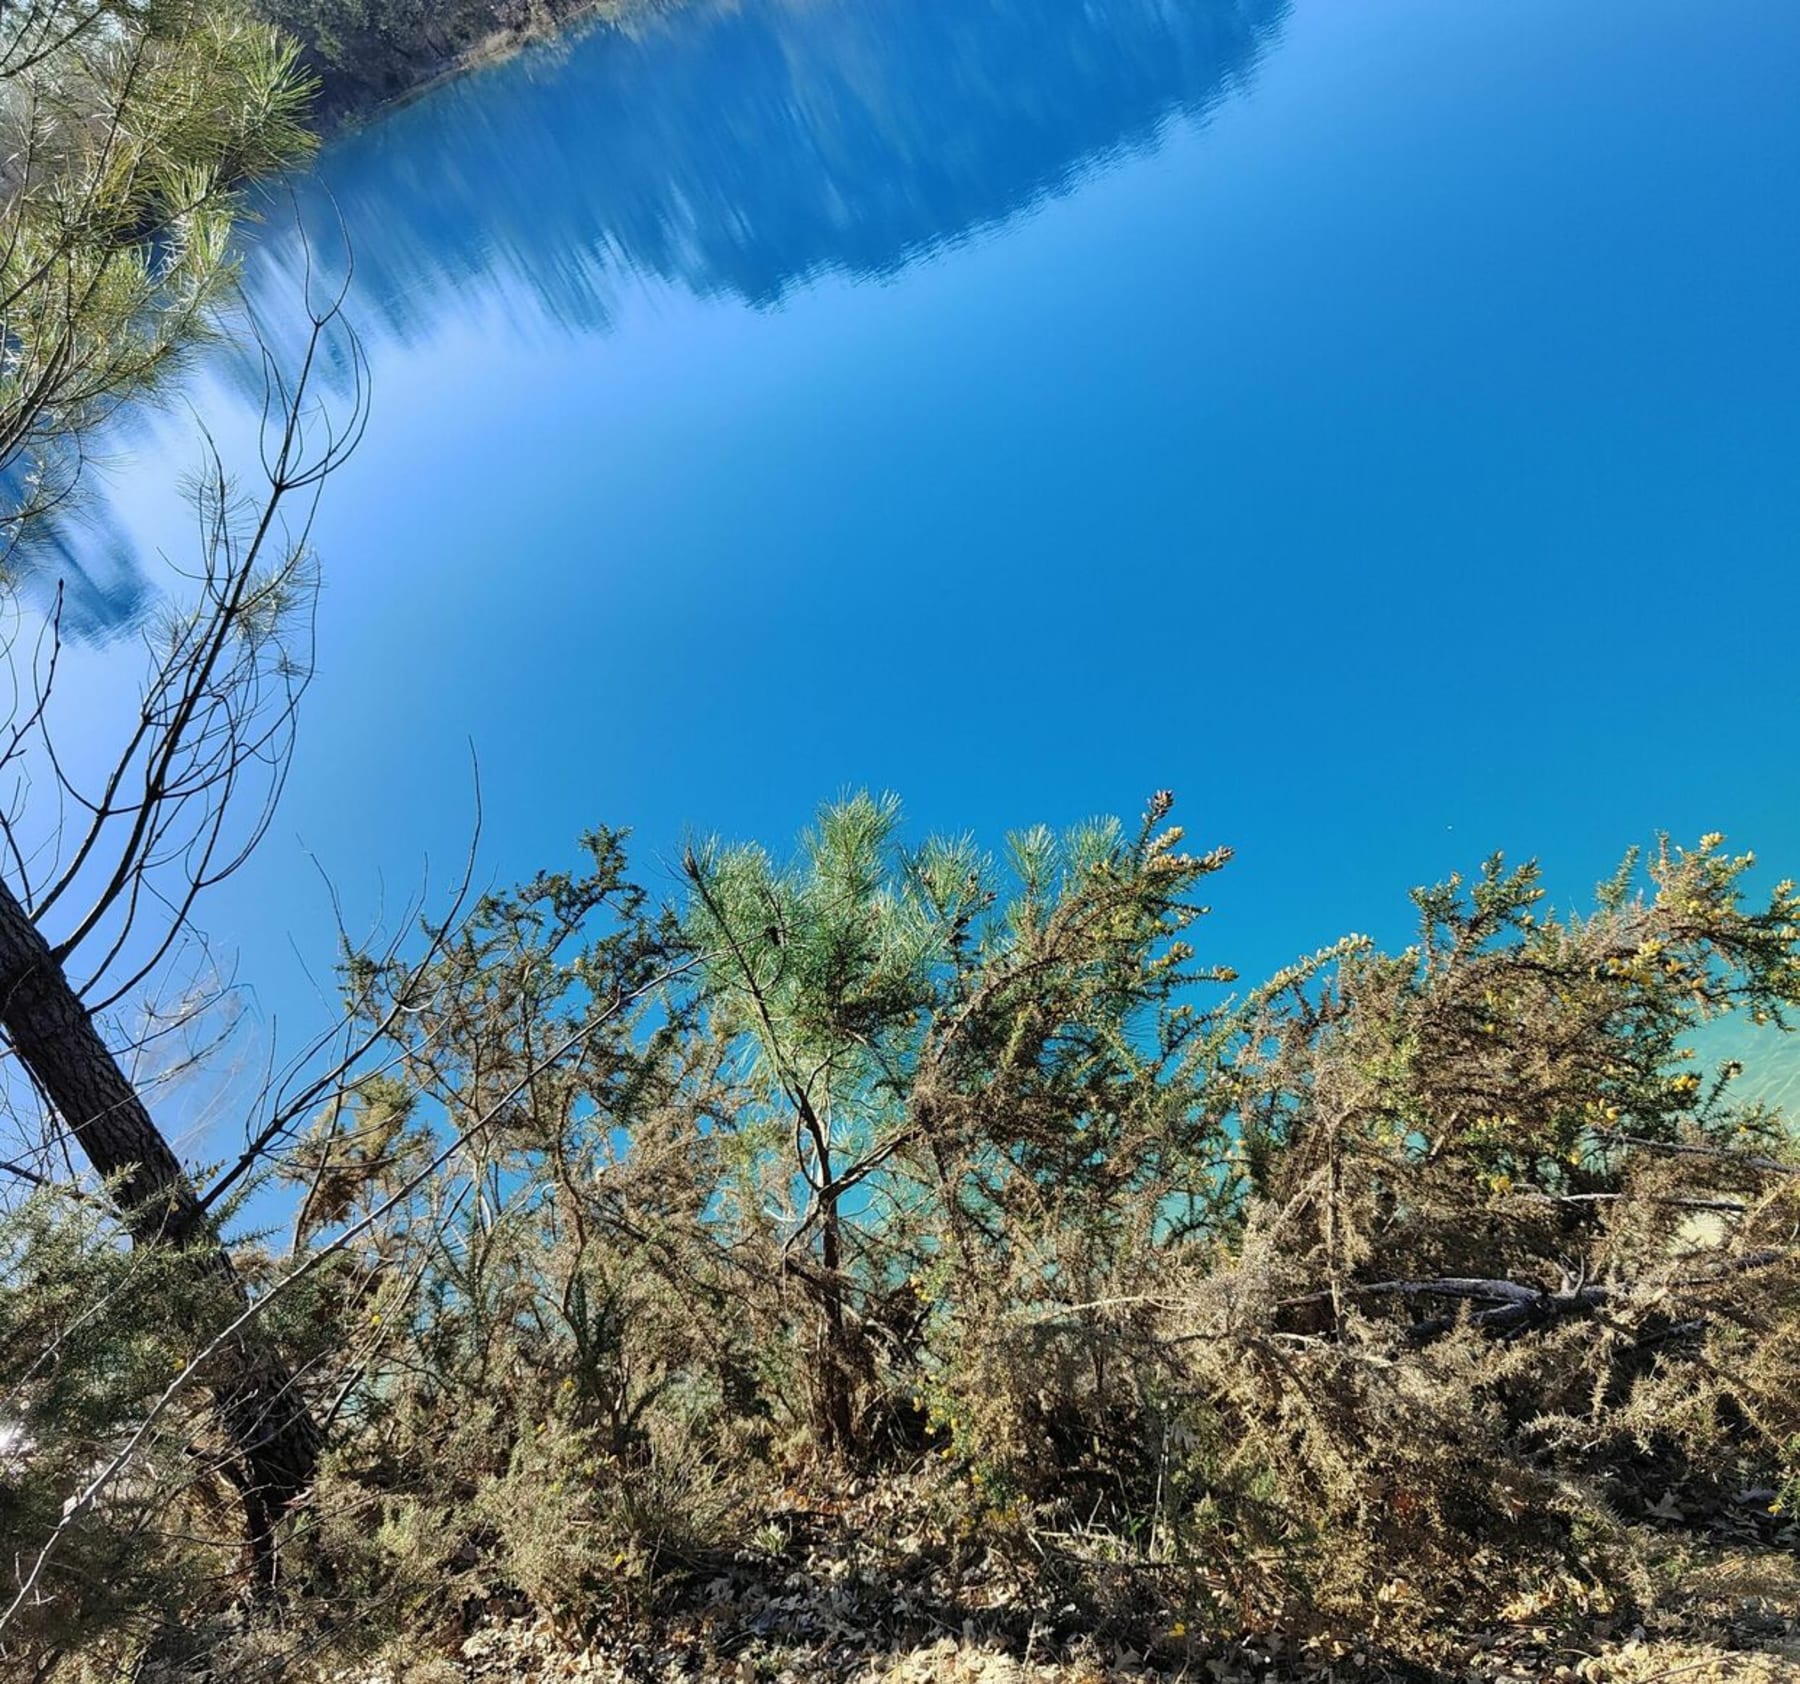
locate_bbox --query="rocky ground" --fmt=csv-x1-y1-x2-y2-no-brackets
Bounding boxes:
346,1620,1800,1684
333,1537,1800,1684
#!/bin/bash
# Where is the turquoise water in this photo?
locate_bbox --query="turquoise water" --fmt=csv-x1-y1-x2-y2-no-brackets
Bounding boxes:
63,0,1800,1106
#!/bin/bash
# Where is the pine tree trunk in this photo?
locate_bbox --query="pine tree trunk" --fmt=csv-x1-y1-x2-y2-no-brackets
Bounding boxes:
0,877,321,1579
811,1119,855,1455
817,1194,855,1453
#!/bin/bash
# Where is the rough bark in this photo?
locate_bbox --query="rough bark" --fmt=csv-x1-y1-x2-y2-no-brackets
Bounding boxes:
0,876,321,1577
816,1187,856,1454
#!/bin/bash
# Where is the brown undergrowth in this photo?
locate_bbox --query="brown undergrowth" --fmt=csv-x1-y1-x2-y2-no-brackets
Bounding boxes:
16,807,1800,1682
317,1474,1800,1684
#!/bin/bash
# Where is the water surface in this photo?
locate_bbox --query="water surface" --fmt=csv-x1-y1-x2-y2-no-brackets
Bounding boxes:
65,0,1800,1110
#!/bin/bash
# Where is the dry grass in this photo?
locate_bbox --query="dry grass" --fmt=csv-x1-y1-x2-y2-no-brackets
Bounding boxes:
1581,1644,1800,1683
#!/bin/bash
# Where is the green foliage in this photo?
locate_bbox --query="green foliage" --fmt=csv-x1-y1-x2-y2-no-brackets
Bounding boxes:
0,0,316,552
680,792,1238,1450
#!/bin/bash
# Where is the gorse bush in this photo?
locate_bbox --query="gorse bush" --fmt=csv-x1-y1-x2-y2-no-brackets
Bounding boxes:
8,797,1800,1676
0,1183,293,1674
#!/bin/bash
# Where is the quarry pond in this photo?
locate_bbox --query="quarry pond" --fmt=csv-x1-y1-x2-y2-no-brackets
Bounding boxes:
76,0,1800,1087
